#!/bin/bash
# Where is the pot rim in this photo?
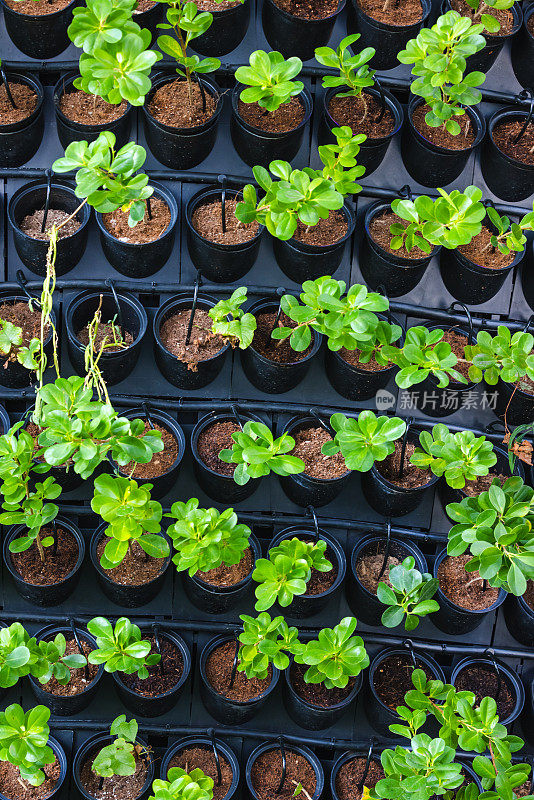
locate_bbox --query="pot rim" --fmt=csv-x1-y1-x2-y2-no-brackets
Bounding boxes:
364,200,441,265
433,548,507,615
487,107,534,170
0,71,44,132
350,0,431,31
323,85,404,144
370,426,440,492
245,297,323,367
0,0,77,20
263,0,345,22
190,408,265,479
90,524,171,589
143,73,223,134
284,660,362,711
95,180,178,247
29,623,104,696
231,81,313,138
114,628,191,700
407,96,486,155
186,184,265,249
72,731,155,800
159,735,241,798
280,415,351,482
245,740,324,800
108,407,186,479
269,524,347,595
53,72,131,130
189,530,261,594
350,534,428,600
153,293,231,367
450,655,525,724
66,289,148,357
200,633,280,705
8,180,91,242
368,646,446,712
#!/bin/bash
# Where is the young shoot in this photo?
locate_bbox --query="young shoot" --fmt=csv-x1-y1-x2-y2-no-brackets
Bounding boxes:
92,716,142,780
464,0,516,34
377,557,439,630
88,617,161,677
235,50,303,112
0,623,37,689
315,34,376,120
238,613,301,679
208,287,257,350
464,326,534,387
150,767,214,800
485,205,534,256
218,420,305,486
322,410,406,472
0,317,40,372
0,705,54,788
31,632,88,687
410,424,497,489
293,617,369,689
384,326,468,389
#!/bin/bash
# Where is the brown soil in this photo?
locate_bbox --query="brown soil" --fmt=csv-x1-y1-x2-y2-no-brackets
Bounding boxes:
376,440,432,488
457,224,515,270
0,757,60,800
192,196,260,244
492,119,534,166
119,420,179,479
102,197,171,243
336,757,385,800
196,0,241,8
369,210,431,260
252,310,313,363
529,14,534,36
39,635,99,696
80,748,149,800
10,526,78,585
442,329,470,381
462,472,507,497
0,82,38,125
134,0,157,11
250,749,317,800
19,208,81,240
206,640,273,701
59,89,127,125
237,96,305,133
451,0,513,35
197,546,253,587
148,80,218,128
0,301,48,352
6,0,71,14
515,781,533,798
290,425,347,479
373,653,436,709
197,419,240,477
25,419,59,463
437,554,500,611
356,550,402,594
96,536,167,586
120,635,183,696
357,0,422,24
454,664,516,719
519,365,534,395
412,103,475,150
523,580,534,610
292,210,347,245
290,662,354,707
339,347,390,372
168,746,234,800
328,93,395,138
159,308,225,370
76,320,133,353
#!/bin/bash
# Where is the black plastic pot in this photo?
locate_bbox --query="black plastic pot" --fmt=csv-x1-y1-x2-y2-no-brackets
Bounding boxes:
503,592,534,647
0,72,44,166
348,535,428,625
493,377,534,426
1,736,67,800
330,750,384,800
0,405,10,434
346,0,431,70
445,0,522,75
53,73,133,150
401,97,486,188
153,294,230,389
364,647,446,736
283,663,362,729
522,244,534,313
90,524,171,607
431,549,507,635
481,106,534,202
66,290,147,385
278,416,351,508
73,732,154,800
193,0,250,54
451,656,525,725
319,86,403,176
143,74,223,169
95,182,178,278
512,3,534,88
160,736,240,800
359,201,438,297
241,299,323,394
246,741,324,800
361,428,440,516
186,185,264,282
325,311,403,400
200,634,280,724
0,295,55,389
191,409,264,503
273,202,356,283
182,532,261,614
3,516,85,606
440,235,523,306
440,443,523,507
29,624,103,715
133,0,165,42
0,0,79,58
412,324,476,418
269,526,346,618
113,629,191,716
231,82,313,168
262,0,345,60
8,180,91,277
109,408,186,499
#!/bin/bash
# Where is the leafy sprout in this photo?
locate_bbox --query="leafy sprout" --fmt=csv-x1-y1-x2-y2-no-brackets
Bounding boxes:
88,616,161,677
0,705,54,787
218,420,305,486
149,767,214,800
208,287,257,350
235,50,303,112
315,34,376,114
410,424,497,489
293,616,369,689
0,317,41,371
377,557,439,630
68,0,140,54
92,716,141,779
31,632,88,687
0,623,37,689
384,326,468,389
322,411,406,472
238,612,301,679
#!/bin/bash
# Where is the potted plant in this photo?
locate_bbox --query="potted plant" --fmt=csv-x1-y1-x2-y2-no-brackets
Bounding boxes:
315,35,404,174
149,766,214,800
53,132,178,277
0,297,54,387
330,748,385,800
235,128,362,282
266,277,401,400
0,704,67,800
0,0,79,59
72,715,154,800
284,616,369,730
0,623,37,694
444,0,522,74
90,473,170,606
87,615,191,716
159,735,240,800
481,101,534,202
143,0,223,168
376,556,439,631
231,49,312,167
245,741,324,800
0,64,44,167
398,11,487,187
261,0,346,62
167,498,261,613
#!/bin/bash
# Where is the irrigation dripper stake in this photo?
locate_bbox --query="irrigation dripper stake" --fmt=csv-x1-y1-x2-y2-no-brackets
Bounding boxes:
185,271,202,347
105,279,124,340
231,403,244,431
41,169,53,234
208,729,223,786
0,66,17,109
228,632,241,690
513,88,534,144
152,622,164,675
397,417,413,482
70,618,90,680
309,407,335,437
16,269,41,310
146,195,153,221
194,73,207,114
218,174,227,234
306,505,320,542
142,401,155,430
485,649,502,700
357,739,376,792
276,736,287,794
269,287,287,340
375,77,386,124
377,519,392,582
447,301,474,346
403,638,417,669
52,519,58,557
